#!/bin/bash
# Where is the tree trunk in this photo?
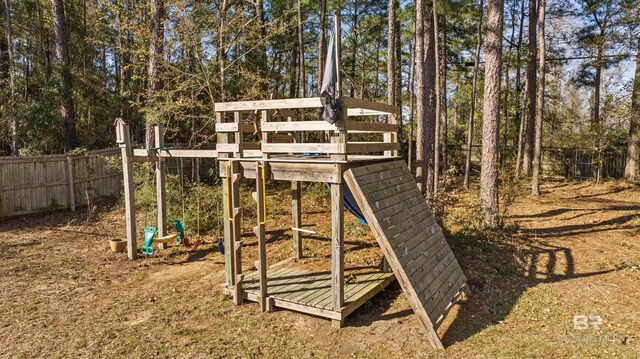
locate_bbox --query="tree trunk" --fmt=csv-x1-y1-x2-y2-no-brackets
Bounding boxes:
4,0,17,155
349,3,358,97
480,0,503,228
146,0,164,149
387,0,396,111
522,0,537,177
424,0,437,199
297,0,306,98
408,27,416,173
502,0,516,166
51,0,77,151
531,0,545,196
514,0,526,177
395,19,403,140
593,44,603,183
116,2,126,118
441,15,448,173
624,38,640,181
464,0,484,188
415,0,427,194
219,0,227,101
433,10,441,193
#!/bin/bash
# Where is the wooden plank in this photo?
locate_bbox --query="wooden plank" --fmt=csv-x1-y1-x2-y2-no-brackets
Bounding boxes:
291,181,302,259
271,272,331,300
341,273,395,317
281,272,333,304
215,97,324,112
255,161,267,312
217,143,260,153
132,148,219,158
428,270,466,323
346,142,400,154
342,97,400,115
261,121,336,132
215,122,255,133
346,108,396,116
262,143,341,154
316,272,383,309
331,181,344,310
271,297,341,321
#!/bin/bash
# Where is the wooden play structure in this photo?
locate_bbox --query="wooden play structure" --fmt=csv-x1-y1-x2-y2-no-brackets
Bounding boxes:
115,96,469,349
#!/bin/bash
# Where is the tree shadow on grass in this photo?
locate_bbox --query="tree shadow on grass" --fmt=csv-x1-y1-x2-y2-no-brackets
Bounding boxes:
439,231,613,347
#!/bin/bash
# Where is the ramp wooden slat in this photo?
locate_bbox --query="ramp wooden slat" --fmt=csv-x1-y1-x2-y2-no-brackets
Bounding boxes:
344,160,467,349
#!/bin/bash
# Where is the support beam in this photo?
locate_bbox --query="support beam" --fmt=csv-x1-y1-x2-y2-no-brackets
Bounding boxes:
292,181,302,259
115,119,137,259
222,171,232,285
155,125,168,249
230,161,243,305
330,179,344,311
255,161,268,312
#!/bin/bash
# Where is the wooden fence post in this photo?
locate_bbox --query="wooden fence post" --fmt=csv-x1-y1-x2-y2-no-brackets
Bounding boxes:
66,156,76,212
116,118,137,259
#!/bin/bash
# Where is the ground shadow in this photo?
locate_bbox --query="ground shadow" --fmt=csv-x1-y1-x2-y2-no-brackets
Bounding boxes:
438,231,614,347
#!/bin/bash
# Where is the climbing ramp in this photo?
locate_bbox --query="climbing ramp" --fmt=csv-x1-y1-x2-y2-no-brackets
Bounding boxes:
344,160,469,349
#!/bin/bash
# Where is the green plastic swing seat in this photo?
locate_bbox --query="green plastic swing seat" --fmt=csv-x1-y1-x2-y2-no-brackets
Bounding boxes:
171,220,186,244
141,226,157,256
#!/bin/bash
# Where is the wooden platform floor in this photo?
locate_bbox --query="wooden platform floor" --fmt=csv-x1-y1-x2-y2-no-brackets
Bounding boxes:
238,268,395,321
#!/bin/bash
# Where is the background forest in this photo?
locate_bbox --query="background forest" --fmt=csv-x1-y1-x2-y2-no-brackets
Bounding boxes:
1,0,639,215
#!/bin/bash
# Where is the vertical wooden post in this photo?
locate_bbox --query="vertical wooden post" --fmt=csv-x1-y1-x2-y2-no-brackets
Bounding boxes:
255,161,268,312
66,156,75,212
154,125,168,249
222,167,232,286
292,180,302,259
330,173,344,326
217,112,234,285
230,160,243,305
384,112,399,157
234,111,243,158
115,119,137,259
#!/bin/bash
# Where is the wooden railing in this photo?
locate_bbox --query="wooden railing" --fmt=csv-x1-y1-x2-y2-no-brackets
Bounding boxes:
214,96,400,160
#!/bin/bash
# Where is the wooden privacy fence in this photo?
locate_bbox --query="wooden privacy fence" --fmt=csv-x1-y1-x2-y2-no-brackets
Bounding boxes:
0,148,122,217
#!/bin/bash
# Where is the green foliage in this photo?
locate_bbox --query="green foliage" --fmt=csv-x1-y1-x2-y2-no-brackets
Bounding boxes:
129,164,225,237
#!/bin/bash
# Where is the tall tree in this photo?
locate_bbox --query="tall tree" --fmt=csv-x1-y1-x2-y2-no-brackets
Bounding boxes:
298,0,306,97
424,0,437,198
387,0,396,109
480,0,503,227
51,0,77,151
433,8,441,192
4,0,17,155
440,13,448,174
408,27,416,173
531,0,545,196
514,0,526,177
146,0,164,148
625,38,640,181
463,0,484,188
415,0,427,193
521,0,536,177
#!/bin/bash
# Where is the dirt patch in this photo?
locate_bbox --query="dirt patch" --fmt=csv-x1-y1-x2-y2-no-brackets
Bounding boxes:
1,180,639,357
